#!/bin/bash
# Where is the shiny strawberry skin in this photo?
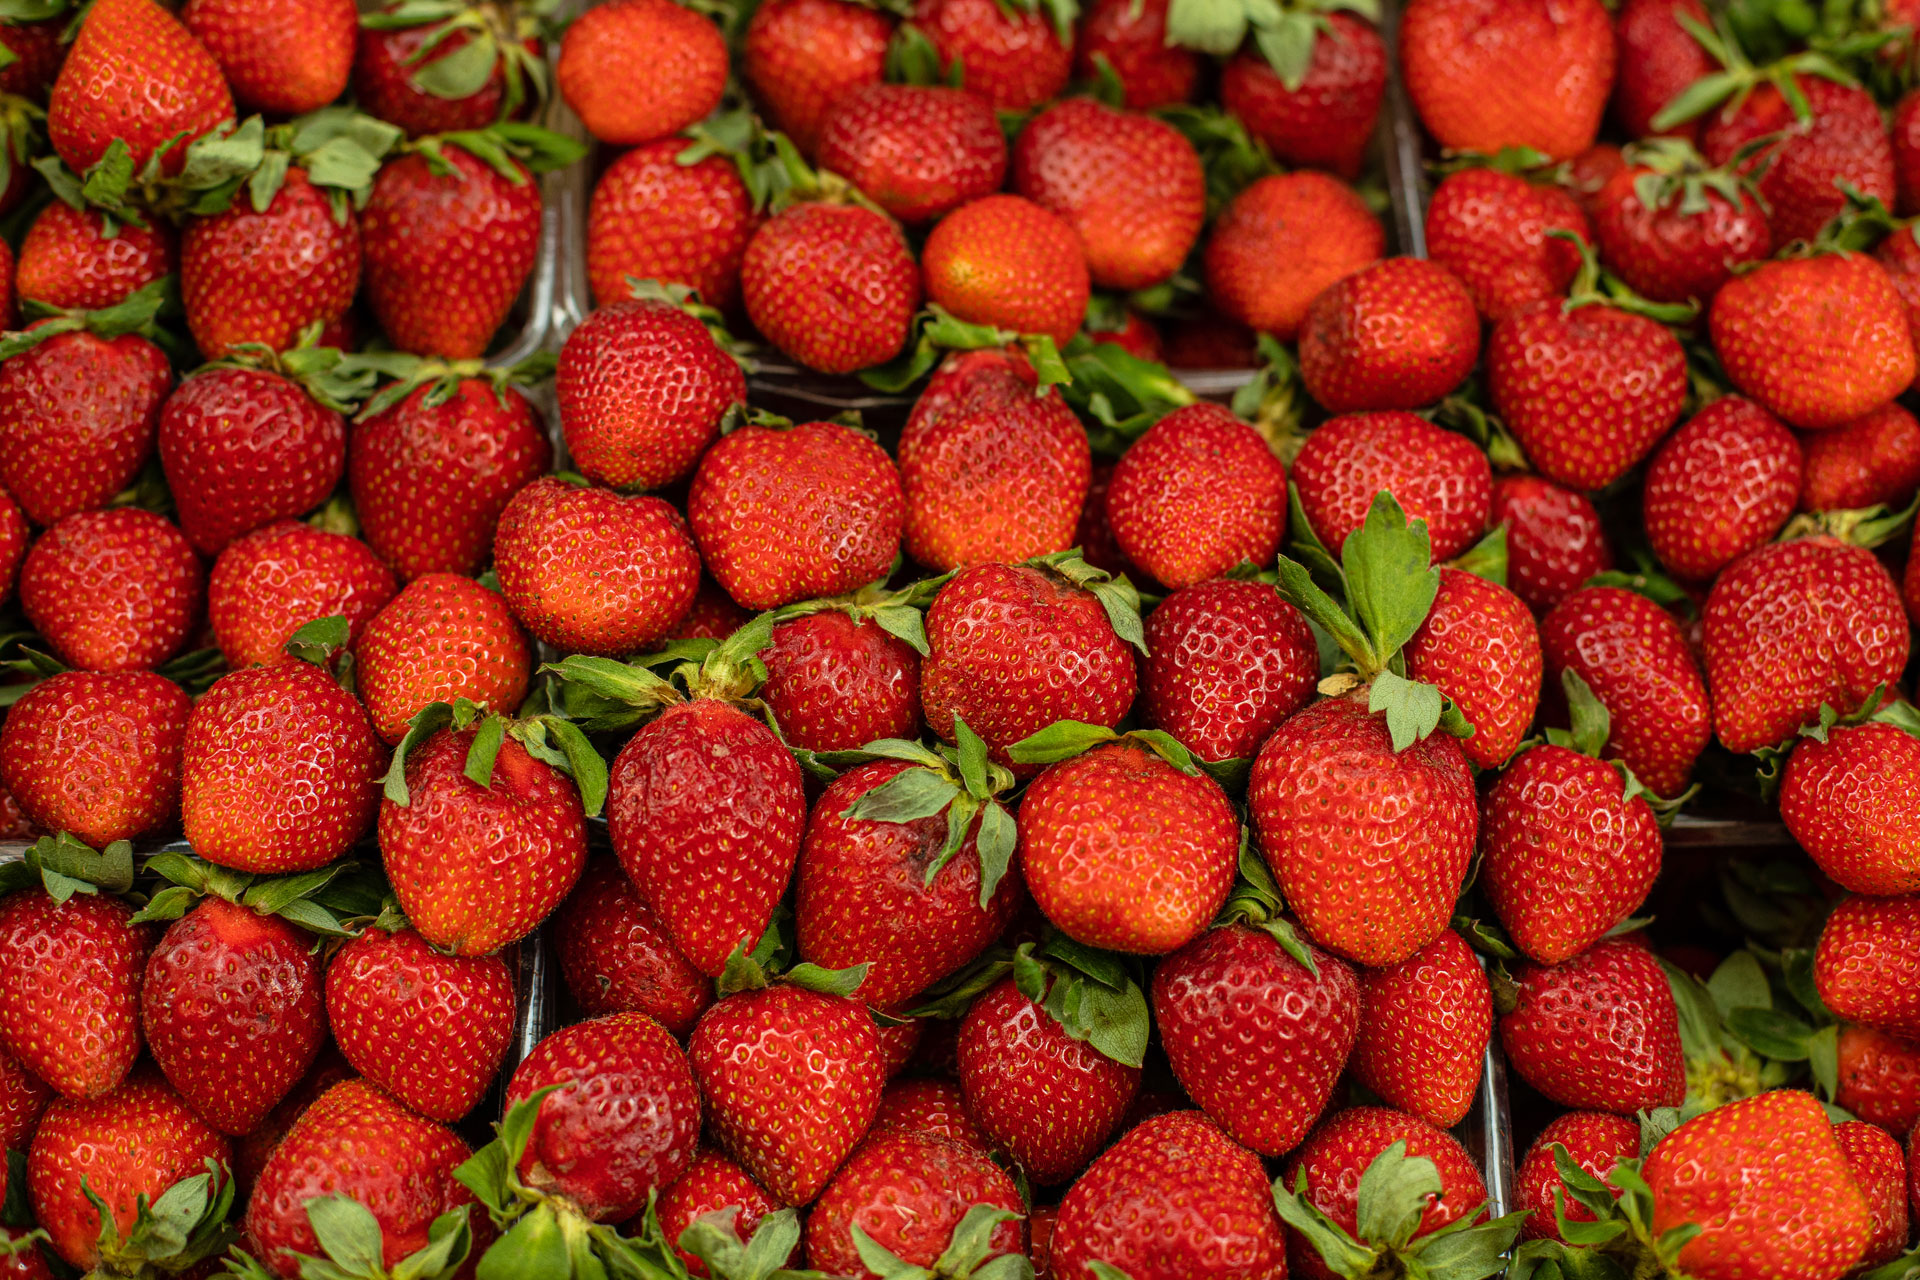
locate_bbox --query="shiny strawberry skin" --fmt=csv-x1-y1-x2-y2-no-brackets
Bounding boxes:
796,760,1020,1008
352,15,523,138
46,0,233,174
0,17,64,98
554,856,711,1036
1140,579,1316,761
1591,164,1770,305
1515,1110,1639,1241
0,490,23,607
1220,16,1385,179
20,508,203,673
1490,475,1612,613
1299,257,1480,414
0,890,152,1101
207,521,398,669
652,1150,788,1275
1352,928,1491,1130
922,195,1090,349
1404,567,1541,770
819,84,1008,225
911,0,1070,110
1292,411,1491,561
1611,0,1712,139
762,612,923,753
180,661,382,874
1702,77,1896,247
689,985,886,1205
872,1078,988,1150
1073,0,1198,107
742,0,891,155
1816,895,1920,1041
1837,1119,1909,1268
806,1129,1025,1277
491,477,702,657
1425,168,1590,323
1500,936,1686,1114
0,671,190,848
957,976,1139,1184
1153,924,1357,1158
1835,1024,1920,1134
15,203,176,312
1203,172,1383,341
556,0,726,147
1249,696,1477,966
182,0,356,115
1105,403,1286,590
0,1046,51,1150
355,573,531,744
1780,722,1920,896
1643,397,1800,582
588,140,758,308
742,202,921,375
1801,403,1920,512
608,699,806,977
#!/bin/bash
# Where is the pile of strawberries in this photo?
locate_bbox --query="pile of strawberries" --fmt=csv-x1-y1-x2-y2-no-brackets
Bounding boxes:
1,0,1920,1275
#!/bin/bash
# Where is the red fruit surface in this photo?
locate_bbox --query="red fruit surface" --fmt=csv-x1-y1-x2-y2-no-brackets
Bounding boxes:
1514,1111,1639,1241
557,0,726,146
208,522,397,669
1590,161,1770,306
1299,257,1481,414
182,0,355,115
1141,579,1317,761
1611,0,1713,139
1816,895,1920,1041
819,84,1008,225
1426,168,1590,323
1781,722,1920,896
922,194,1090,349
554,857,711,1036
46,0,232,175
588,140,758,309
1105,403,1286,589
1643,397,1801,582
762,612,923,753
1500,937,1686,1113
0,1047,51,1151
1203,172,1383,341
1800,404,1920,512
0,890,151,1101
1291,411,1492,561
20,508,202,674
742,202,921,375
1221,16,1385,179
911,0,1071,111
14,204,175,312
1352,929,1491,1129
1073,0,1198,108
742,0,891,155
806,1129,1025,1277
1836,1025,1920,1134
1837,1119,1910,1268
1702,77,1896,247
1490,474,1612,613
1403,567,1542,770
871,1078,988,1150
0,671,190,848
356,573,531,743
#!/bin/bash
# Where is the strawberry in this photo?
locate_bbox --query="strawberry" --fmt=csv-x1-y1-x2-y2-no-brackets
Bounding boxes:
1073,0,1198,108
1219,15,1386,180
1542,585,1710,797
1052,1111,1285,1280
1514,1110,1638,1241
181,635,382,874
228,1046,352,1204
655,1149,788,1277
1500,936,1686,1113
587,139,758,308
46,0,233,175
182,0,356,115
27,1070,229,1272
1403,567,1542,769
141,895,325,1136
1702,537,1908,753
1836,1024,1920,1133
922,195,1090,348
1709,253,1915,431
325,925,512,1123
1154,923,1358,1157
1141,578,1318,761
689,973,887,1204
0,489,23,605
356,573,531,743
872,1078,988,1150
909,0,1072,111
353,3,542,138
1488,477,1610,613
1352,928,1491,1130
14,204,175,312
742,0,891,155
1701,77,1896,247
1290,412,1492,561
208,522,397,668
492,477,702,656
0,17,64,99
674,580,752,640
1898,92,1920,215
554,856,711,1036
20,508,203,673
349,368,553,581
762,609,923,752
1611,0,1713,138
1780,718,1920,896
805,1130,1025,1276
1011,97,1204,291
1203,172,1384,340
741,201,921,374
0,671,191,848
1801,403,1920,512
1400,0,1613,160
0,1047,51,1150
898,349,1090,570
1425,167,1591,323
1816,894,1920,1040
0,883,152,1100
796,757,1021,1008
1589,142,1771,306
1298,257,1481,414
1104,403,1287,589
243,1078,478,1280
819,84,1009,225
556,0,726,146
1643,396,1801,583
1836,1120,1909,1268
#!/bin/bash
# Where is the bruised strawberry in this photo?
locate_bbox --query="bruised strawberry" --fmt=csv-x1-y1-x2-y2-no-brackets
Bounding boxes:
1220,16,1386,179
208,522,397,668
1425,167,1590,323
1403,567,1542,769
1141,578,1318,761
556,0,726,146
587,140,758,309
20,508,203,674
1203,172,1383,340
762,611,923,752
356,573,532,743
1801,403,1920,512
910,0,1072,111
554,857,711,1036
922,194,1090,349
741,201,921,374
14,205,175,312
1514,1111,1639,1241
743,0,891,155
1500,936,1686,1114
1643,396,1801,582
805,1129,1025,1275
1299,256,1481,413
0,672,191,848
1105,403,1286,590
1291,411,1491,561
818,85,1008,225
1352,928,1491,1130
46,0,233,175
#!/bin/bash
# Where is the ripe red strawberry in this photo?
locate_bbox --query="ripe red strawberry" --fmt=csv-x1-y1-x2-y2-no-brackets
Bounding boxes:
1426,167,1591,323
1488,297,1688,490
361,145,540,360
1816,894,1920,1040
1053,1111,1284,1280
796,759,1021,1008
1155,924,1358,1157
741,201,920,374
1203,172,1383,340
1501,936,1686,1113
1490,475,1612,613
818,85,1008,225
1542,586,1709,797
0,888,152,1100
1514,1111,1638,1241
492,477,701,656
1142,579,1318,761
958,976,1140,1183
920,561,1138,767
208,521,398,669
0,671,191,848
1401,0,1613,160
689,980,886,1204
182,0,356,115
14,204,175,312
1709,253,1915,431
1298,257,1481,414
27,1070,229,1271
1898,91,1920,215
899,349,1090,570
910,0,1071,110
922,195,1090,348
1644,396,1801,583
1703,537,1908,753
244,1078,477,1280
805,1129,1024,1276
20,509,202,673
142,897,324,1136
557,0,726,146
1352,928,1490,1130
1291,412,1492,562
872,1078,987,1150
228,1046,352,1204
1611,0,1712,138
554,856,711,1035
587,139,758,308
1590,145,1771,305
356,573,531,743
1836,1025,1920,1134
1780,720,1920,896
1403,567,1541,770
1104,403,1286,589
1801,403,1920,512
1836,1120,1909,1268
762,610,923,752
1074,0,1198,107
46,0,233,175
654,1149,788,1277
742,0,891,155
0,323,170,528
325,925,511,1123
0,16,65,99
353,4,539,138
1701,77,1895,247
1220,16,1386,179
181,657,382,874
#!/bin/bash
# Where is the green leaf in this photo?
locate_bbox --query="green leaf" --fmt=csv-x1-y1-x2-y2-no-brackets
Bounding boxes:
1546,669,1611,759
1807,1021,1840,1100
870,604,930,656
1353,1144,1441,1250
476,1202,567,1280
1342,492,1437,664
1126,729,1198,775
783,961,870,997
1271,1172,1378,1277
1254,11,1320,91
462,713,508,790
1452,524,1508,587
953,716,992,797
845,768,963,824
1651,69,1748,130
1164,0,1248,54
383,701,458,806
1724,1006,1815,1061
536,718,609,819
411,30,500,99
1704,949,1772,1018
1004,719,1119,765
284,615,350,666
305,1196,386,1275
1367,670,1446,753
974,801,1016,907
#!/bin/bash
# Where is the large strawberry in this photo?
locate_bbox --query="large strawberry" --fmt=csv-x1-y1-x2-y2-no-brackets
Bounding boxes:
805,1130,1024,1277
20,508,203,673
554,856,711,1035
1815,894,1920,1040
1290,411,1491,561
182,0,357,116
1403,566,1542,769
0,671,190,848
1218,13,1386,179
741,200,920,374
922,195,1090,349
356,573,532,743
819,84,1008,225
1299,257,1482,414
1401,0,1613,159
1514,1110,1639,1242
1203,171,1384,340
1352,927,1491,1130
743,0,890,154
588,139,759,307
46,0,232,175
1500,936,1686,1113
1490,475,1611,613
1141,578,1318,762
909,0,1073,110
556,0,726,146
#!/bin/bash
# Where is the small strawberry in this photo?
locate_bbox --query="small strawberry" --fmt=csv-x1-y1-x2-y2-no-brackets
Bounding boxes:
909,0,1073,111
1801,403,1920,512
208,521,398,669
20,508,203,674
1589,140,1771,305
743,0,891,155
818,84,1008,225
356,573,531,743
353,2,543,138
1611,0,1713,140
14,204,175,312
1425,167,1591,323
554,856,711,1036
762,607,923,752
1298,257,1482,414
1352,928,1491,1130
805,1130,1025,1277
1073,0,1198,108
1644,396,1802,583
1500,936,1687,1113
1816,894,1920,1041
556,0,726,146
922,195,1090,348
0,671,191,848
1141,578,1318,761
741,201,921,374
1203,172,1383,340
654,1149,787,1277
1219,14,1387,179
1514,1111,1639,1241
1836,1024,1920,1134
1780,715,1920,896
1403,567,1542,770
1701,75,1896,247
675,580,753,642
1290,411,1492,561
1489,474,1613,613
182,0,356,115
46,0,233,175
1836,1120,1909,1268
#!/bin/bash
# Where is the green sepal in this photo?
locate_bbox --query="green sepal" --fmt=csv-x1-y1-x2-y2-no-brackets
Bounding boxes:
860,306,1071,394
0,831,135,902
0,274,171,358
850,1204,1032,1279
131,852,383,938
270,1194,473,1280
1057,330,1197,453
359,1,556,126
1005,719,1199,775
284,614,351,668
542,656,686,733
419,122,587,184
1024,550,1147,655
1213,835,1320,974
838,721,1017,907
678,1206,834,1280
1544,670,1612,760
87,1158,236,1278
1450,524,1508,586
214,323,383,415
1007,936,1150,1069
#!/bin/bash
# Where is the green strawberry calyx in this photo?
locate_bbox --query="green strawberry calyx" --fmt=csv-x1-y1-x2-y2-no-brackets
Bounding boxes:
0,830,135,902
861,306,1071,396
344,348,558,422
1658,949,1828,1121
1025,550,1148,656
1652,12,1853,132
775,571,950,660
412,120,589,184
0,274,171,358
1545,670,1693,816
1060,326,1199,458
207,322,384,416
1775,490,1919,549
383,695,610,818
1754,684,1919,791
714,930,870,1002
1275,1143,1525,1280
1507,1149,1700,1280
851,1204,1034,1280
1618,136,1771,221
678,107,828,215
1164,0,1379,88
81,1159,237,1277
546,612,779,731
225,1191,474,1280
1427,389,1530,475
359,0,560,118
1549,228,1700,327
668,1204,834,1280
1006,719,1201,772
1210,833,1322,976
910,934,1151,1070
130,850,387,938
